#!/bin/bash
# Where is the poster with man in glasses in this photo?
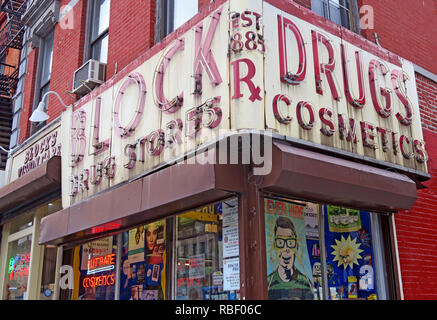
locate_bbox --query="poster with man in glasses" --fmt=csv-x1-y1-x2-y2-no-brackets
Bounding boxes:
265,199,314,300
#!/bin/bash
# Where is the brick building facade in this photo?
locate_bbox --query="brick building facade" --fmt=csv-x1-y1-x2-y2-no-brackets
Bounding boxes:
0,0,435,300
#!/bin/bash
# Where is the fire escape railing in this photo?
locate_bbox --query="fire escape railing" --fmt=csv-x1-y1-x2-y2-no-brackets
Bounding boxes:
0,0,27,97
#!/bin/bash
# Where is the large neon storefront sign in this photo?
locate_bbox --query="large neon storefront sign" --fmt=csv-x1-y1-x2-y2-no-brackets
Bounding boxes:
65,0,428,206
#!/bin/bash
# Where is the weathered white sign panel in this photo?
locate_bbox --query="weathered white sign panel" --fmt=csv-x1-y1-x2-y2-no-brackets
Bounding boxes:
7,121,61,183
63,0,427,207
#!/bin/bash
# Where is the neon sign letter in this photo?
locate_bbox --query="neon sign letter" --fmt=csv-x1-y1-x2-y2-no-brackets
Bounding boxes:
369,59,392,118
154,38,185,113
193,7,223,95
113,72,146,138
277,15,306,85
341,44,365,108
231,58,262,102
312,30,340,101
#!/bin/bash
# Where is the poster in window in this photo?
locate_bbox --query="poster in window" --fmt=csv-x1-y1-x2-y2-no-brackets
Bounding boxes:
144,220,166,298
223,257,240,291
324,207,378,300
81,237,113,270
264,199,314,300
304,203,319,239
223,225,239,258
222,198,239,227
120,220,167,300
327,206,361,233
128,226,145,263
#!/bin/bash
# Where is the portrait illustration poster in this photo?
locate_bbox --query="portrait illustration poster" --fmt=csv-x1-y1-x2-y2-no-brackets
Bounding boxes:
265,199,314,300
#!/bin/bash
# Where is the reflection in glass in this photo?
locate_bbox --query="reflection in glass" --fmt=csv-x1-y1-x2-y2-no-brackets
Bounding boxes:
6,236,32,300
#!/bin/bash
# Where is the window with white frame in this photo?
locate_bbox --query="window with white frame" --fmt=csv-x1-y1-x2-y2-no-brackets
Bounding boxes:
89,0,110,64
39,29,54,108
156,0,198,42
30,28,54,134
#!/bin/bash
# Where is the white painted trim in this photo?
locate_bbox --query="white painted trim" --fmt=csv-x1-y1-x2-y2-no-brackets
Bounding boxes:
390,214,404,300
0,223,11,299
7,225,34,243
413,63,437,83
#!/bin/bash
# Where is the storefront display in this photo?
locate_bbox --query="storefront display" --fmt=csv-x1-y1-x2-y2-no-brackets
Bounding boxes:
324,206,378,300
120,221,167,300
5,235,32,300
265,197,387,300
0,199,62,300
265,198,314,300
60,198,240,300
175,198,240,300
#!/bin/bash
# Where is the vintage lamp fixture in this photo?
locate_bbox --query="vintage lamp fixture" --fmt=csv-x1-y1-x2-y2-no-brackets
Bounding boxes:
29,91,72,122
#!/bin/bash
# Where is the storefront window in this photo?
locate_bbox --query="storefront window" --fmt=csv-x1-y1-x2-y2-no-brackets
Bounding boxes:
5,235,32,300
175,198,240,300
264,198,388,300
60,198,240,300
1,199,63,300
71,236,117,300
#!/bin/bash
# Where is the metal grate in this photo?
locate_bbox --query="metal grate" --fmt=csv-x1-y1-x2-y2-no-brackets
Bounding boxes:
0,0,26,98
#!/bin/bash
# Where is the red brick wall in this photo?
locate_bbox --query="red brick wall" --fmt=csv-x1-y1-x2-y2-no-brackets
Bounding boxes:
106,0,156,77
359,0,437,74
47,0,88,121
417,74,437,133
395,75,437,300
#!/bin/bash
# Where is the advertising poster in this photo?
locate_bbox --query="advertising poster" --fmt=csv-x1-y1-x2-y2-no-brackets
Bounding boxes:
265,199,314,300
120,220,166,300
222,198,239,227
304,203,319,239
324,206,378,300
223,225,239,258
327,206,361,233
223,258,240,291
128,226,145,263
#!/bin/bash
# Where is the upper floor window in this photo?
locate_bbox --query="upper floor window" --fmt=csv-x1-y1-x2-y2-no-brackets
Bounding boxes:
156,0,198,42
311,0,359,32
31,28,54,134
171,0,198,32
89,0,110,64
39,29,54,101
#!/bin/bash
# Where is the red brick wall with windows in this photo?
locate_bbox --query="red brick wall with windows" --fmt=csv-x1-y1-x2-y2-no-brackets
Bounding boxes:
18,0,158,143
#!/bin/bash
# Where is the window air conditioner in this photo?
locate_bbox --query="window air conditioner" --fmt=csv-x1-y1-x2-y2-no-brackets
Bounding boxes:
72,59,107,96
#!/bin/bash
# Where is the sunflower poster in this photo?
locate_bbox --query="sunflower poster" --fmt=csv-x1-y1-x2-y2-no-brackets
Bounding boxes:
324,206,378,300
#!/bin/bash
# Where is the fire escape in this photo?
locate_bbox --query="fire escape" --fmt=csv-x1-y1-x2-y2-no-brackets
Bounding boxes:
0,0,26,170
